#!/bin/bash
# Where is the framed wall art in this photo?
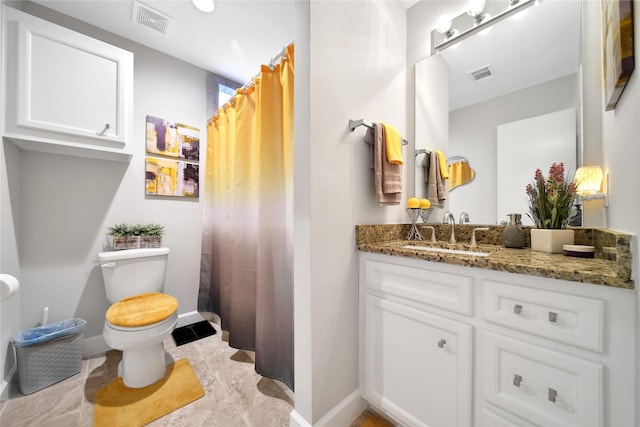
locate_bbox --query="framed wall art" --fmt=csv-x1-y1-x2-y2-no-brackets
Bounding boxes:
602,0,635,111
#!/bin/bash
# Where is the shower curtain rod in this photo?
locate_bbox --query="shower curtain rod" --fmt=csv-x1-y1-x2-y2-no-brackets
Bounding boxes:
207,40,293,124
238,40,294,92
209,41,294,122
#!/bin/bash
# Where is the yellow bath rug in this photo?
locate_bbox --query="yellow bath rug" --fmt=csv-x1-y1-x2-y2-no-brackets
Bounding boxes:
93,359,204,427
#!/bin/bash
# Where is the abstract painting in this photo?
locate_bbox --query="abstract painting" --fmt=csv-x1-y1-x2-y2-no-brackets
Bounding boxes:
602,0,635,111
145,158,199,198
146,115,200,161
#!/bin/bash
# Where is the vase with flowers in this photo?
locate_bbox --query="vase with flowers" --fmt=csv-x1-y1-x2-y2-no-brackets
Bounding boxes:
526,162,578,253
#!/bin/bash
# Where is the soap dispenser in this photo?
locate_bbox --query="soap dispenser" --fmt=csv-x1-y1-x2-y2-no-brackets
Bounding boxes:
502,213,525,248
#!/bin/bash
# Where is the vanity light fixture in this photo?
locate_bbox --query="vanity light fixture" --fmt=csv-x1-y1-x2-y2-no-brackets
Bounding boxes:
436,14,456,39
467,0,488,24
192,0,215,13
432,0,535,53
574,165,609,207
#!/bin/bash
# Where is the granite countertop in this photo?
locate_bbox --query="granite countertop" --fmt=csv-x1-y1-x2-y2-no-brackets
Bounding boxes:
356,224,634,289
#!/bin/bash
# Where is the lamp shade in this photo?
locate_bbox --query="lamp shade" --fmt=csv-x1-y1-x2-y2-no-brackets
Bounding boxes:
574,166,603,194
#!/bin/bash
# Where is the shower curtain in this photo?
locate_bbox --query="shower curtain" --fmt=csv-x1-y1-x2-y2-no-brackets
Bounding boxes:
199,44,294,390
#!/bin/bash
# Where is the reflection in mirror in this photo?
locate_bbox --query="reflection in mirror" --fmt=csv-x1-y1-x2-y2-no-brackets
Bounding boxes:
414,0,582,224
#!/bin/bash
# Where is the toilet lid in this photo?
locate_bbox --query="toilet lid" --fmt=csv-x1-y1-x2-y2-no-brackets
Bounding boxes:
106,292,178,328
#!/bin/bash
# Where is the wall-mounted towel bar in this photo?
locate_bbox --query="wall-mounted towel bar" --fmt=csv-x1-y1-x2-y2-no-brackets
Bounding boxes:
415,148,430,157
447,155,468,164
349,119,408,145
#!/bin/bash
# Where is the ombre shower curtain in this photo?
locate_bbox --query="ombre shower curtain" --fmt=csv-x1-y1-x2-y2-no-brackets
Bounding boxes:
199,44,294,389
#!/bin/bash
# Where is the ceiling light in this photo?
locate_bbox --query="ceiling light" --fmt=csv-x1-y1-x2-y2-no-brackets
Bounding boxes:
192,0,214,13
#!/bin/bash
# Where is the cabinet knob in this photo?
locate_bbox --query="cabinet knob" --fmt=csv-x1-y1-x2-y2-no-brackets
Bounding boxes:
513,374,522,387
548,311,558,323
548,388,557,403
97,123,110,136
513,304,523,315
437,339,447,349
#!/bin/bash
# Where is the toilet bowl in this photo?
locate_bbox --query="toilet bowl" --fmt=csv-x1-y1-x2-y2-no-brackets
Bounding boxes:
104,292,178,388
98,247,177,388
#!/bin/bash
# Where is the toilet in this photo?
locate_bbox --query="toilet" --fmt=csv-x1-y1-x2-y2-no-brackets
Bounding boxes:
98,247,178,388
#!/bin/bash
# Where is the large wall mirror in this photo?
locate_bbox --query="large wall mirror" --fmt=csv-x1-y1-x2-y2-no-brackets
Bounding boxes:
415,0,583,225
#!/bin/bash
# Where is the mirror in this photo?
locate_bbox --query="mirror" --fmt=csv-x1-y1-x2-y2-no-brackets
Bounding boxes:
415,0,582,225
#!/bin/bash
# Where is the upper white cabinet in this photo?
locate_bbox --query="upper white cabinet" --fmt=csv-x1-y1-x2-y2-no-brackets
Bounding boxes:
2,7,133,162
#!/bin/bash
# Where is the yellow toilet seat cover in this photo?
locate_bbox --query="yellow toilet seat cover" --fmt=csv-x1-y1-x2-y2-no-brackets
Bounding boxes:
106,292,178,327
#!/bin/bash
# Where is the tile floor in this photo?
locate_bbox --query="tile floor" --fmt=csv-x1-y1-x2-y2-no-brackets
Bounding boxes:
0,320,295,427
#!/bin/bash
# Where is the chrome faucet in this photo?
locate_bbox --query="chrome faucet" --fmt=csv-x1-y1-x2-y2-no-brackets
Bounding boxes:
442,211,456,244
470,227,489,246
459,212,470,225
421,225,437,242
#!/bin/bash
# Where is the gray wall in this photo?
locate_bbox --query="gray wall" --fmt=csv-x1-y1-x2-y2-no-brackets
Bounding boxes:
3,2,208,355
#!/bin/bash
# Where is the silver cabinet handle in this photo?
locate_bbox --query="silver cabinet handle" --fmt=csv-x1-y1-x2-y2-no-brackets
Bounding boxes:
97,123,110,136
548,388,557,403
549,312,558,323
513,374,522,387
513,304,523,315
437,339,447,349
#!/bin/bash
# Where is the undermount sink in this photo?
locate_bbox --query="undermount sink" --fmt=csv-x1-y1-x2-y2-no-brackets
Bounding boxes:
402,245,492,257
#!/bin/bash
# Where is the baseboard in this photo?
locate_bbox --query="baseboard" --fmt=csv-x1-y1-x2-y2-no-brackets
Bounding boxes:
176,311,205,328
289,389,366,427
83,334,108,358
0,365,17,400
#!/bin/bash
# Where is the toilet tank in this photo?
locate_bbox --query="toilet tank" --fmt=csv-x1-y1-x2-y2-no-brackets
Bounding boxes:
98,247,170,303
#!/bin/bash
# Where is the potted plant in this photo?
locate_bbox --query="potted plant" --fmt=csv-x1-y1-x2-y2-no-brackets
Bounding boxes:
107,223,139,250
525,162,578,253
138,223,165,248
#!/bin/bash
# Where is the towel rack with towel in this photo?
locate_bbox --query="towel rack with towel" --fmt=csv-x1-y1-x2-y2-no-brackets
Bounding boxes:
415,148,431,157
447,155,468,164
349,119,408,145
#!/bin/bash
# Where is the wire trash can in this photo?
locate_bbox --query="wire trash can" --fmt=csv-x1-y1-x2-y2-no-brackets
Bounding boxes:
13,318,86,395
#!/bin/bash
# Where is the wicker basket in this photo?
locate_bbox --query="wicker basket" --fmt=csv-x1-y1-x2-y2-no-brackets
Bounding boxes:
14,322,85,395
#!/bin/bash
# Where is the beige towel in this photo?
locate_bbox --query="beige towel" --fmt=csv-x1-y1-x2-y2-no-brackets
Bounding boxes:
368,124,401,205
435,152,446,204
427,151,446,206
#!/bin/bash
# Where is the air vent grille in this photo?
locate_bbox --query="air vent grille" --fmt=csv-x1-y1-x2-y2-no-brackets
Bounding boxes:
469,66,493,82
132,1,171,35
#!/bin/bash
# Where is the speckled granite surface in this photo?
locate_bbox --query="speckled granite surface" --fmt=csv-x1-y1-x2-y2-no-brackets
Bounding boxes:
356,224,634,289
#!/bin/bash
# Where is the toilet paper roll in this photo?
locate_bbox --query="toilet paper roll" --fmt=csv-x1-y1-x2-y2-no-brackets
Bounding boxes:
0,274,19,301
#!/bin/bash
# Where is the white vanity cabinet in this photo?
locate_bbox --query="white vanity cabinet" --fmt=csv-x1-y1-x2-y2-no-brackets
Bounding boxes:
360,255,474,426
359,252,636,427
2,7,133,162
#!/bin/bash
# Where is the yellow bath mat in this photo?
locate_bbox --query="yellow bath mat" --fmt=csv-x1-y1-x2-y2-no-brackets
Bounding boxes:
93,359,204,427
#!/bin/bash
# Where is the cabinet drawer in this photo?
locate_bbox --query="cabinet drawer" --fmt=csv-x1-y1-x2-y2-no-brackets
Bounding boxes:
483,280,604,352
483,331,603,427
363,259,472,315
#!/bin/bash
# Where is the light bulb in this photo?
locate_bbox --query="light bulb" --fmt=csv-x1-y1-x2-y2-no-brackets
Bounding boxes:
466,0,486,18
436,14,454,37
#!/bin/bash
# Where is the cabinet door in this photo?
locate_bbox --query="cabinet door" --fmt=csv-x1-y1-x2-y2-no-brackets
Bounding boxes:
362,295,472,426
17,18,132,145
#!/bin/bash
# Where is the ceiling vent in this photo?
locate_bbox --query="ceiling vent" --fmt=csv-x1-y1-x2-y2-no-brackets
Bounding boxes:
468,65,493,83
132,1,171,36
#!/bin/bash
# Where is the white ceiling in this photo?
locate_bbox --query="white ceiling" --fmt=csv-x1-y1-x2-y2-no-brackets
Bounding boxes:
32,0,296,84
439,0,582,110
